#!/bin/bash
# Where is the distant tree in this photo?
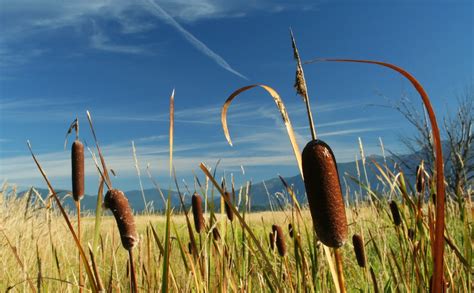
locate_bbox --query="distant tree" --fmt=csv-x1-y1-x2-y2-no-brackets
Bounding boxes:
391,84,473,201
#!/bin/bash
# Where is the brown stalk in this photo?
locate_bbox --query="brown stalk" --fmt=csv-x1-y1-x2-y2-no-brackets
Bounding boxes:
305,58,446,291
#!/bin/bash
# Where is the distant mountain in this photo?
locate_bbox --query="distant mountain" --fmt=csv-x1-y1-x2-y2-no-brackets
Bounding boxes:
22,142,462,213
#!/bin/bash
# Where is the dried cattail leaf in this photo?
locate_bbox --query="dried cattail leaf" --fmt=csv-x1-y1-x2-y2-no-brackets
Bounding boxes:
352,234,366,268
302,139,348,247
191,193,205,233
288,223,294,238
71,140,85,202
221,84,303,176
223,191,234,222
104,189,139,250
389,201,402,226
272,225,286,257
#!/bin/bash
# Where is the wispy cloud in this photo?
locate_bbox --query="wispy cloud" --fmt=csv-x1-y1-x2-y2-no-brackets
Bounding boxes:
90,27,146,54
141,0,248,80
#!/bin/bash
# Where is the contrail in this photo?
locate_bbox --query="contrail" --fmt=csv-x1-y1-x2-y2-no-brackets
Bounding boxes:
142,0,248,80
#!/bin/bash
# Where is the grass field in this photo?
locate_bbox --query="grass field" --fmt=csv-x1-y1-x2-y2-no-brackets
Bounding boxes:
1,182,471,292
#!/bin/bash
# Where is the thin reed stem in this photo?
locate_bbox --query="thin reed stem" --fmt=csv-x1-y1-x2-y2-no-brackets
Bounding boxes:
334,248,346,293
76,201,83,293
129,249,138,293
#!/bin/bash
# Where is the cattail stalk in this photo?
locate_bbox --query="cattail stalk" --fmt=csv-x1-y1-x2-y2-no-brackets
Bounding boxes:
223,191,234,222
272,225,286,257
104,189,138,292
191,193,205,233
71,118,84,293
389,201,402,226
302,140,348,247
352,234,366,268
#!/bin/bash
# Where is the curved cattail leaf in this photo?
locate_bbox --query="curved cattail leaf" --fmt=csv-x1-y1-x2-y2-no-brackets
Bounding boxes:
191,193,205,233
416,162,425,193
221,84,303,177
71,140,85,202
305,58,446,291
389,201,402,226
269,232,275,251
272,225,286,257
104,189,139,250
302,139,348,247
288,223,294,238
352,234,366,268
223,191,234,222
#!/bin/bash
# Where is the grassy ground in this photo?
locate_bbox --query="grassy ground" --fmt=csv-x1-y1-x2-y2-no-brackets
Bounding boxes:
0,183,471,292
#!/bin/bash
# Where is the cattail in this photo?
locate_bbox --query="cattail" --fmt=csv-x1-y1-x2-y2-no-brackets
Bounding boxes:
104,189,139,250
272,225,286,257
302,139,348,247
212,226,221,240
416,163,425,193
352,234,366,268
71,140,84,201
389,200,402,226
188,242,193,254
288,223,294,238
269,232,275,251
223,191,234,222
407,228,415,240
191,193,205,233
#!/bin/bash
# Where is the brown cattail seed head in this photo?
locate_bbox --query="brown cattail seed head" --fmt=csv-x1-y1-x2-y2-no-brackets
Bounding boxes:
269,232,275,251
407,228,415,240
71,140,85,201
272,225,286,257
389,200,402,226
302,139,348,247
416,163,425,193
352,234,366,268
104,189,139,250
191,193,205,233
223,191,234,222
288,223,294,238
212,226,220,240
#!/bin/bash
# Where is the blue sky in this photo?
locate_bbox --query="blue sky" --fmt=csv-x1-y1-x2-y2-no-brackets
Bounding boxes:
0,0,472,194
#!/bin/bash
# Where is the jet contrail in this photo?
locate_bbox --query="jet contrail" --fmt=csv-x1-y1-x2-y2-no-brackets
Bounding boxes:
142,0,248,80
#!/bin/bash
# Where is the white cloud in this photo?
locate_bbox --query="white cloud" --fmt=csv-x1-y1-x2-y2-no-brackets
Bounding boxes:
90,27,146,54
0,0,313,74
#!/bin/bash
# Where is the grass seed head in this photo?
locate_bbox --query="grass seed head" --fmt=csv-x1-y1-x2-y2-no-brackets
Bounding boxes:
302,139,348,247
389,200,402,226
191,193,205,233
352,234,366,268
71,140,85,201
223,191,234,222
104,189,138,250
272,224,286,257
